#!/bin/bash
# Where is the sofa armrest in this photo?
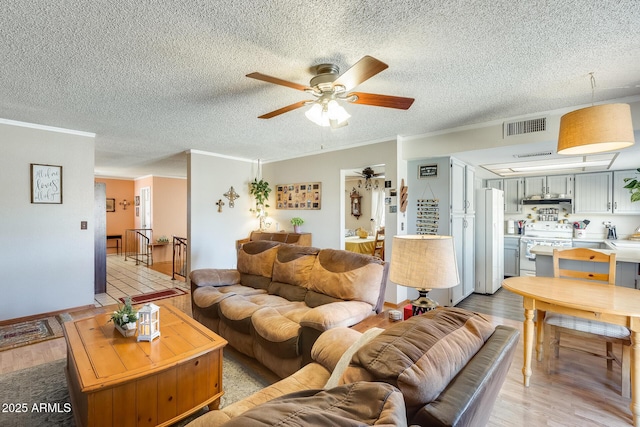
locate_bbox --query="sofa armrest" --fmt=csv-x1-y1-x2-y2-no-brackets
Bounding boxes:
409,325,520,427
300,301,374,331
311,327,362,373
189,269,240,288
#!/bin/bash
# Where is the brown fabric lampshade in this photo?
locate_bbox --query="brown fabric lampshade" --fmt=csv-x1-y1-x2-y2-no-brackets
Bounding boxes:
557,103,635,155
389,235,459,291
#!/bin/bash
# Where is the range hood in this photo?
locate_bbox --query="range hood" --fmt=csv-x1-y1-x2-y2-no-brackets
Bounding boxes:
522,197,572,205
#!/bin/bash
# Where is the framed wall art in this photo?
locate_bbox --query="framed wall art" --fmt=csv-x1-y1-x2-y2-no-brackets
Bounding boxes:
275,182,322,210
30,163,63,204
106,198,115,212
418,164,438,179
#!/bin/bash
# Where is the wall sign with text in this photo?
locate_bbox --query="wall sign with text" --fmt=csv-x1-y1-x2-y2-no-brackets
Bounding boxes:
31,163,63,204
418,164,438,179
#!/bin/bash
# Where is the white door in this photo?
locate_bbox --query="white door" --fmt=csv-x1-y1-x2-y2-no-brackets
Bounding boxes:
140,187,151,229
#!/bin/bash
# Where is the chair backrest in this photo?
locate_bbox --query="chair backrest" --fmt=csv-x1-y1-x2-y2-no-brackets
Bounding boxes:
372,228,385,259
552,248,616,284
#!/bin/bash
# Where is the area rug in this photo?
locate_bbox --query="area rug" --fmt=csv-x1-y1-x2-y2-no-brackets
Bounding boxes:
0,313,72,352
0,349,274,427
119,288,188,305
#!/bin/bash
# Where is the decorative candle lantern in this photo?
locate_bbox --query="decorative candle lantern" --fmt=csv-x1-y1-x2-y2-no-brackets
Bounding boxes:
137,303,160,342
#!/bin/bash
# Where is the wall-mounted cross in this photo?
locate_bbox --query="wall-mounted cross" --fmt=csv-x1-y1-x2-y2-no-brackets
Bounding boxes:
224,186,240,208
216,199,225,213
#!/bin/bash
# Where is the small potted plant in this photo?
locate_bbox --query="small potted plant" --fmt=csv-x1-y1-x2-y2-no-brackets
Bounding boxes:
109,297,138,337
291,217,304,233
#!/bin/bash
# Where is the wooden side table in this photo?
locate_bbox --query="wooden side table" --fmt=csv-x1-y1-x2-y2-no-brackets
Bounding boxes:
352,310,403,333
64,304,227,427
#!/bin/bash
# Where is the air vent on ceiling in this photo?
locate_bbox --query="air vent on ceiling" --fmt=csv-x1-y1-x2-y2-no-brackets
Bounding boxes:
512,150,553,159
503,117,547,138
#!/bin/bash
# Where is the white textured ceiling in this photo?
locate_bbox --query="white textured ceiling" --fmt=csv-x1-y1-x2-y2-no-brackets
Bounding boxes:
1,1,639,178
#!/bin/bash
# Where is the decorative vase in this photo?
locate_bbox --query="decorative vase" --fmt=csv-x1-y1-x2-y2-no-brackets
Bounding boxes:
293,225,301,233
115,322,137,337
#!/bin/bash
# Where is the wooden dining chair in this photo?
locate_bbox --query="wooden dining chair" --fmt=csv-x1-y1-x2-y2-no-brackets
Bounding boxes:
544,248,630,398
371,228,385,260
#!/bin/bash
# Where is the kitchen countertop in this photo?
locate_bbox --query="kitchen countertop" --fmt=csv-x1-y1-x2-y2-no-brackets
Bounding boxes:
530,241,640,263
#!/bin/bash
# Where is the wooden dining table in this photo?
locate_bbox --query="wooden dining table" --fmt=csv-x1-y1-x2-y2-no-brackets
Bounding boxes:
503,276,640,426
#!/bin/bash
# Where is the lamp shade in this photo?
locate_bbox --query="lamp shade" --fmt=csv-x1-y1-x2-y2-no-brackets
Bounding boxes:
557,103,635,155
389,235,459,290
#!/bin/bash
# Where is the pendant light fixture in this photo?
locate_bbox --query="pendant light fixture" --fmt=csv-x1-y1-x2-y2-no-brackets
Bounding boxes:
557,73,635,155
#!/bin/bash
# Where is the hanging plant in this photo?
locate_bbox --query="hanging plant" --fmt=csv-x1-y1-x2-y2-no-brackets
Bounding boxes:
249,178,271,216
623,168,640,203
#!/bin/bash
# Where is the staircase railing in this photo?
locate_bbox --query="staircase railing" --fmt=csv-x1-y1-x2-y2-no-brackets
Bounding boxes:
124,229,153,266
172,236,187,280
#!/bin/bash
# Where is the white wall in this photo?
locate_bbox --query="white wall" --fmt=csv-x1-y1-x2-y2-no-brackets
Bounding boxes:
187,151,255,271
0,121,95,321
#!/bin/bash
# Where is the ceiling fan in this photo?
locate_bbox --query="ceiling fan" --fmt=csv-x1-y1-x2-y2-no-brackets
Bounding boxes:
246,56,414,128
352,167,384,190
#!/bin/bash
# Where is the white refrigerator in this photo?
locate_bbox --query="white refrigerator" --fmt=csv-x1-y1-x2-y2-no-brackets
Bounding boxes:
475,188,504,294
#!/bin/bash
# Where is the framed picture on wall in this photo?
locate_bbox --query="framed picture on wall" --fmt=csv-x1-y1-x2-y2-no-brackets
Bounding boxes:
106,198,115,212
30,163,63,204
135,196,140,206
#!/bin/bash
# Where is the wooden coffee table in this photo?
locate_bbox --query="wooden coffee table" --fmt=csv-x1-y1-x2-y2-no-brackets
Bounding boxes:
63,303,227,427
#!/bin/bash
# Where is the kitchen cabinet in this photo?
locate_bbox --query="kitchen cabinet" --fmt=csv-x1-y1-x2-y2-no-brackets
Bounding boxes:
409,156,475,307
613,170,640,214
503,178,524,213
486,179,503,190
524,175,573,197
451,159,475,215
524,176,546,198
504,236,520,277
574,172,612,214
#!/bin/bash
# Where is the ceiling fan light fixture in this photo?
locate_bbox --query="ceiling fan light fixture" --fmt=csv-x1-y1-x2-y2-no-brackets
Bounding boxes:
327,100,350,123
304,103,328,126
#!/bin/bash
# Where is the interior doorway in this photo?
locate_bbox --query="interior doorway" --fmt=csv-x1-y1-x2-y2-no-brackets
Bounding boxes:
341,165,385,252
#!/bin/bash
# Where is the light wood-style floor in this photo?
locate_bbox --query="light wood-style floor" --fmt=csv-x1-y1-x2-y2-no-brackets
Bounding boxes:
0,272,634,426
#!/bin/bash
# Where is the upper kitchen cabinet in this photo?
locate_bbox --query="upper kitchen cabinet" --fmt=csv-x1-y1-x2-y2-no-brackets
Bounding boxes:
613,170,640,214
486,179,503,191
451,159,475,215
524,175,573,198
574,172,612,214
503,178,524,213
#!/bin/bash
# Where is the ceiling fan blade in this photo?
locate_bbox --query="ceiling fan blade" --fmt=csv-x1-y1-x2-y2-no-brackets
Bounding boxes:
258,100,310,119
247,72,311,92
332,56,388,92
348,92,415,110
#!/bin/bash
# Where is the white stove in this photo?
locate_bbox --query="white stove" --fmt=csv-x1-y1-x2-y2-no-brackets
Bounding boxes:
520,223,573,276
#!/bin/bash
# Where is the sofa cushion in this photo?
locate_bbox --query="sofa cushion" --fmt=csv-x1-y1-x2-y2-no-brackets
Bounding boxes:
219,293,292,334
268,245,319,301
251,303,310,358
308,249,384,307
340,307,495,410
218,382,408,427
237,241,280,290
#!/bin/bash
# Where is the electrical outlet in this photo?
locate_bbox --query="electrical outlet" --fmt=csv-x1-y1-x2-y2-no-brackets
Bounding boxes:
401,222,404,231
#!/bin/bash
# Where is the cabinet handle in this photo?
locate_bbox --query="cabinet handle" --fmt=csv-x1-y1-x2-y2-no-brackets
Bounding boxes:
614,202,617,210
607,202,611,211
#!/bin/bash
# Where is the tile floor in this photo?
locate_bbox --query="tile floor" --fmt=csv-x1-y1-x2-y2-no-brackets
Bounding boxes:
94,254,190,307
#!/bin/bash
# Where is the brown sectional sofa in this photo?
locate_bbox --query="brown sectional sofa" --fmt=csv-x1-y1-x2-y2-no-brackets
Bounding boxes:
190,240,388,378
186,307,520,427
